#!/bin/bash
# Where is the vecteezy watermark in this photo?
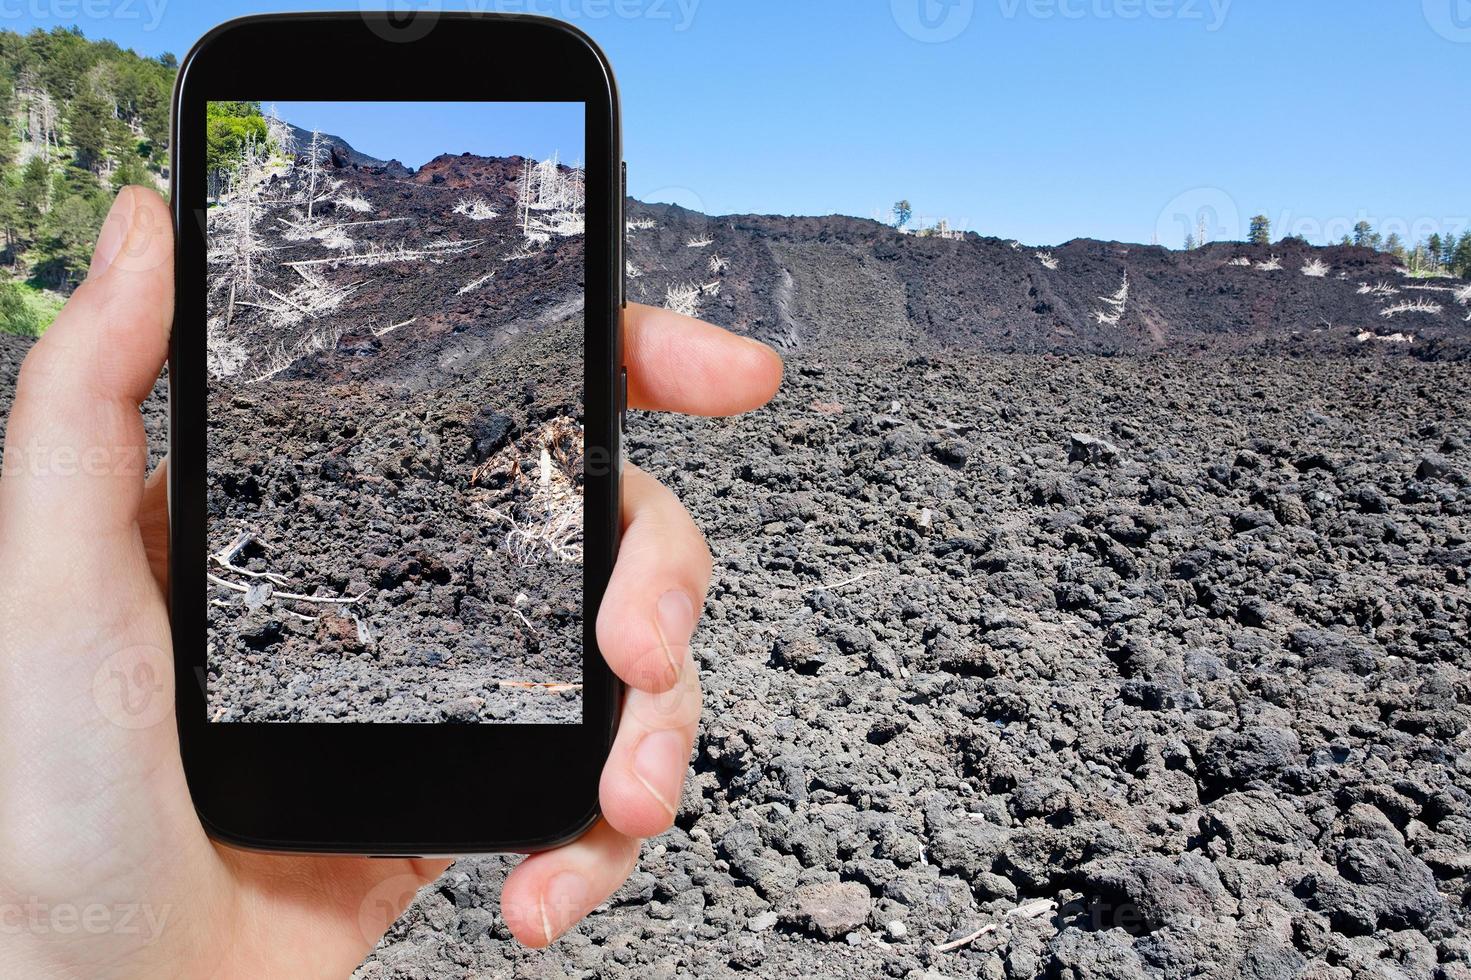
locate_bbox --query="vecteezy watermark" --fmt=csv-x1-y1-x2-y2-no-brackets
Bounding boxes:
358,1,441,44
1154,186,1468,248
357,874,429,946
998,0,1231,31
1156,186,1242,248
0,899,171,941
1424,0,1471,42
92,645,173,730
2,438,148,481
1273,210,1470,248
488,0,700,31
0,0,167,30
891,0,976,42
635,184,708,216
359,0,703,42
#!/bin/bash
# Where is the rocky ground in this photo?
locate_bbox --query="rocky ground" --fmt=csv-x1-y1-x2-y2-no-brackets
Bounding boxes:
204,147,587,723
3,170,1470,974
350,350,1470,980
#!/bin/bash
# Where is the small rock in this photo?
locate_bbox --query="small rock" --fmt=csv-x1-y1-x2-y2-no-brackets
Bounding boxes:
244,581,273,609
1068,433,1120,467
1237,598,1271,628
747,911,778,932
469,408,514,462
1416,454,1455,481
788,881,872,939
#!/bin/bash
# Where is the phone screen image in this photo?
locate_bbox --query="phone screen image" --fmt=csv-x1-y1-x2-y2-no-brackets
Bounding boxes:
204,101,587,725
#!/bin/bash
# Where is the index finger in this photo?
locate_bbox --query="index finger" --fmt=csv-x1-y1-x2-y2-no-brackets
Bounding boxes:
624,302,783,416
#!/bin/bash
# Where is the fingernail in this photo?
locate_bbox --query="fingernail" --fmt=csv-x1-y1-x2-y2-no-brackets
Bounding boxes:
654,590,695,684
633,728,686,819
89,188,135,279
540,871,587,944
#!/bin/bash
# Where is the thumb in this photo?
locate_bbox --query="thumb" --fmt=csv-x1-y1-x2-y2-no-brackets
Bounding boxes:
0,186,173,542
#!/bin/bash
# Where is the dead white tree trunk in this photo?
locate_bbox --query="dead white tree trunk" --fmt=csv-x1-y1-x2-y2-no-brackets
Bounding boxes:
305,128,324,221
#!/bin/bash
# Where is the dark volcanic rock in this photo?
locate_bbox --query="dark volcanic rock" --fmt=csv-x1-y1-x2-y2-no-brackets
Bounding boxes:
5,186,1470,978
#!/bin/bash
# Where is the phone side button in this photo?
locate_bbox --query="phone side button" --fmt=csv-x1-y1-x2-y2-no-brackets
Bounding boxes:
620,161,628,309
620,366,628,433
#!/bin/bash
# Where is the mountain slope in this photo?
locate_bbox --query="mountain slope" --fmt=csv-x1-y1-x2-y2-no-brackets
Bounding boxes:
625,202,1471,360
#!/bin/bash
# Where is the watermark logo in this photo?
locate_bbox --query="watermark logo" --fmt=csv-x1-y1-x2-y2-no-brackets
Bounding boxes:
358,874,428,946
0,899,171,941
634,184,708,215
2,438,147,480
0,0,169,32
107,187,171,275
1155,187,1241,248
476,0,702,32
1424,0,1471,42
892,0,976,42
92,645,172,730
359,0,442,44
999,0,1231,31
623,645,701,731
1156,186,1469,249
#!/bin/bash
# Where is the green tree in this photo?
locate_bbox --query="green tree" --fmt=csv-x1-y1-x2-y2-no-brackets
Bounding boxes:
67,85,111,172
1453,233,1471,278
0,85,14,171
1352,221,1380,249
1384,232,1405,261
1428,233,1443,271
891,200,912,230
206,101,267,200
1248,214,1271,246
16,156,50,235
0,279,44,336
33,189,105,288
109,152,151,191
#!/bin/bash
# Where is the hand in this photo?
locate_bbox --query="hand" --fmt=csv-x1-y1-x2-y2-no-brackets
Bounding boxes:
0,186,782,977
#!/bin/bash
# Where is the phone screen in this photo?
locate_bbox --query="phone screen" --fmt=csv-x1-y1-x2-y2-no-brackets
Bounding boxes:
204,101,586,725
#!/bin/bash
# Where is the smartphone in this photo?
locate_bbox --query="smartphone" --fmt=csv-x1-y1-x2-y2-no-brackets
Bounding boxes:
169,12,624,854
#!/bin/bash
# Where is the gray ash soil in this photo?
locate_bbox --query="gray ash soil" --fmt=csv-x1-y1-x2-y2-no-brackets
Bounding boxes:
205,151,588,723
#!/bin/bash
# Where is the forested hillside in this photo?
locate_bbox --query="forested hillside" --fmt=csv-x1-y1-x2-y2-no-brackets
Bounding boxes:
0,27,173,336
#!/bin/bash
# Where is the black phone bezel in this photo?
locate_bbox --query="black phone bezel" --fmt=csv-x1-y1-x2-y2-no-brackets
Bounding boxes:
169,12,622,855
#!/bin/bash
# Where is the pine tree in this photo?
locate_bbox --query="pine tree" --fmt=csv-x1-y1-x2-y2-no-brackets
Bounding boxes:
892,200,912,230
1353,221,1381,249
1384,233,1405,261
67,85,110,172
35,191,106,288
1249,215,1271,246
16,156,50,235
1183,232,1197,251
1453,232,1471,278
0,84,13,171
1428,233,1444,271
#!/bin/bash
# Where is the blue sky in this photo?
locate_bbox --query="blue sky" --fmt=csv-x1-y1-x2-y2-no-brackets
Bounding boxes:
267,101,584,169
14,1,1471,246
